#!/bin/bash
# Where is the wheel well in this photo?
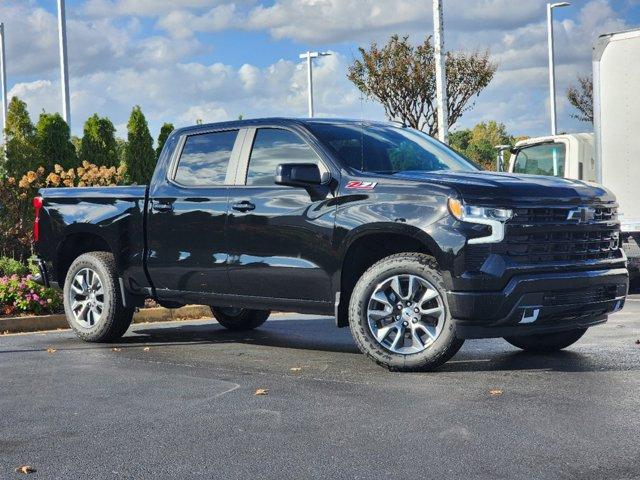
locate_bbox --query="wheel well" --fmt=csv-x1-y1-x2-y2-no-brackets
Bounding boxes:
337,233,434,327
56,233,112,284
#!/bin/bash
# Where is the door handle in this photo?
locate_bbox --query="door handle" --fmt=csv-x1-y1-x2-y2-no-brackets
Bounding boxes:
151,201,173,213
232,201,256,213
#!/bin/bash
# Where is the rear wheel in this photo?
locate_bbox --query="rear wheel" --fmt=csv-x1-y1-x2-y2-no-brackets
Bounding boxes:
63,252,134,342
348,252,463,371
504,328,587,352
209,307,270,331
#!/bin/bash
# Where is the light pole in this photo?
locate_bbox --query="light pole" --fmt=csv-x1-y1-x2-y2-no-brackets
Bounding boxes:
547,2,570,136
0,23,7,139
433,0,448,144
57,0,71,128
298,51,331,118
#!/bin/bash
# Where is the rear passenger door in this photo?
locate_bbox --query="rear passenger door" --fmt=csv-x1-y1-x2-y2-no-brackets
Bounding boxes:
226,127,337,304
146,128,244,300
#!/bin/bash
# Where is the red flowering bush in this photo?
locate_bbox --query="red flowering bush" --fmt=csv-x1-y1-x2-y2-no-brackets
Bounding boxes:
0,274,63,316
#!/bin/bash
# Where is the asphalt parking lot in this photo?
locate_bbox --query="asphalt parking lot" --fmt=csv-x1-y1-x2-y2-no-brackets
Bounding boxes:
2,294,639,479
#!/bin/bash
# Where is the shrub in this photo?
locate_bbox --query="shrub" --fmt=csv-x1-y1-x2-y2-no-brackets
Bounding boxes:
0,175,35,260
0,275,63,316
0,257,30,276
19,161,127,189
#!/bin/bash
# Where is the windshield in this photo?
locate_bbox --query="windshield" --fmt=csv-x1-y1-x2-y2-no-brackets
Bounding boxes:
306,122,479,174
513,143,566,177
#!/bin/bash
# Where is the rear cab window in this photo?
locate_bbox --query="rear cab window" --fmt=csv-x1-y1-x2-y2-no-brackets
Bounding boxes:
174,130,239,186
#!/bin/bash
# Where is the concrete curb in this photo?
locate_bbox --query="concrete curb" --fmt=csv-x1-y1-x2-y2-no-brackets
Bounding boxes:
0,305,212,334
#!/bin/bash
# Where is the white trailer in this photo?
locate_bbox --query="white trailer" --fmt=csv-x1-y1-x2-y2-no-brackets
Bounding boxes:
593,28,640,276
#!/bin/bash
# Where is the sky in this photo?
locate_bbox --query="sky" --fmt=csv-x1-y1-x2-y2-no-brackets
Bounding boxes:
1,0,639,141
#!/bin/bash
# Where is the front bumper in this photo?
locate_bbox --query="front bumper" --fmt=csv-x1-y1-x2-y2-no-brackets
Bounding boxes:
448,267,628,339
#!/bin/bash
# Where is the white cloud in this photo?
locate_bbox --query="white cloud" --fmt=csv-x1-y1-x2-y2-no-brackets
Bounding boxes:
155,4,238,39
83,0,220,17
245,0,544,43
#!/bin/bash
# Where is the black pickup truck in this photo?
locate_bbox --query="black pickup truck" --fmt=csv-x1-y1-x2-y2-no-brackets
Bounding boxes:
33,118,629,371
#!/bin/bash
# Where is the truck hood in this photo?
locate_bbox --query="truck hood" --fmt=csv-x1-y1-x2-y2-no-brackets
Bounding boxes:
393,170,616,206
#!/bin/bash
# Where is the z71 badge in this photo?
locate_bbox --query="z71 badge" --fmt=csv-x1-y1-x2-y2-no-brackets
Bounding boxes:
346,181,377,190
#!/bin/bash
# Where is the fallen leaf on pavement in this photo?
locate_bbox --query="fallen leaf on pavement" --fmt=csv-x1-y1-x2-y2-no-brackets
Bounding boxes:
290,367,302,372
489,389,503,396
254,388,269,396
15,465,36,474
46,348,56,354
111,348,121,352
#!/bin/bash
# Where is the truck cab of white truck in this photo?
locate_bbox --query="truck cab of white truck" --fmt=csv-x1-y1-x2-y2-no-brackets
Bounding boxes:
509,133,596,181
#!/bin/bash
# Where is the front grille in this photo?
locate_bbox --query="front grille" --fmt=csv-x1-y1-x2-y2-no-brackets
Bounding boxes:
498,227,619,263
542,285,617,306
510,206,617,225
464,205,621,270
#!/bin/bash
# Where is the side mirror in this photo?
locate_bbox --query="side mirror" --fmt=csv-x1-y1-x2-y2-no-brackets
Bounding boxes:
275,163,329,187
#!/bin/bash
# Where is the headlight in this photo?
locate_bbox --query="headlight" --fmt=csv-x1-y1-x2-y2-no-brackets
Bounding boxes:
448,198,513,244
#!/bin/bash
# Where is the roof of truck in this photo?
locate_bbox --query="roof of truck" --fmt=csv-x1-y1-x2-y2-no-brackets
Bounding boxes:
172,117,395,136
514,132,594,149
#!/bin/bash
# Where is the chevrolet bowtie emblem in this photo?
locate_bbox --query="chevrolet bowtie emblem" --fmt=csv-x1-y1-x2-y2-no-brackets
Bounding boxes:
567,207,596,223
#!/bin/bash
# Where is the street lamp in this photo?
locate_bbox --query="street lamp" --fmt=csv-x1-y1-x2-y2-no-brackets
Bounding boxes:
0,23,7,140
298,51,331,118
547,2,570,136
433,0,448,143
57,0,71,128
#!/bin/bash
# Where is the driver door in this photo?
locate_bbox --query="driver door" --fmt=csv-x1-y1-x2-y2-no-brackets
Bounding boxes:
226,126,337,304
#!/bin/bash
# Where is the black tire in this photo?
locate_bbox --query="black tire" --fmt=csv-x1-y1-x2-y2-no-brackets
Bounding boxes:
504,328,587,352
210,307,270,331
63,251,134,342
348,252,464,372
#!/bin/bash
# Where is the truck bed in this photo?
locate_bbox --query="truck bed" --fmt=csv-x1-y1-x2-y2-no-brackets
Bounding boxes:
37,186,149,295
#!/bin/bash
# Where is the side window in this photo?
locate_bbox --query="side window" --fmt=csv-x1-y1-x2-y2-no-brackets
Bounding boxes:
513,143,566,177
174,130,238,186
246,128,319,186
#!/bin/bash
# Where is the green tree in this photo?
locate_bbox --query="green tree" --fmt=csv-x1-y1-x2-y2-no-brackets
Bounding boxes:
567,75,593,123
155,122,174,159
34,112,77,171
449,121,513,170
79,114,119,167
449,129,472,154
116,138,127,167
2,97,39,177
347,34,497,135
124,106,155,184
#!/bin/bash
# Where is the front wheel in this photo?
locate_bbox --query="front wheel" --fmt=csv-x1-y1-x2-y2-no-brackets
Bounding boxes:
348,252,464,372
209,307,270,331
504,328,587,352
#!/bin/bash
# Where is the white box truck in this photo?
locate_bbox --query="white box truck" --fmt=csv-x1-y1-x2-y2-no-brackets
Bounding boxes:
506,28,640,279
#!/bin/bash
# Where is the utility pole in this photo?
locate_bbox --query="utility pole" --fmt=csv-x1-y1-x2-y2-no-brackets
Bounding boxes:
57,0,71,128
0,23,7,139
432,0,448,143
298,51,331,117
547,2,570,135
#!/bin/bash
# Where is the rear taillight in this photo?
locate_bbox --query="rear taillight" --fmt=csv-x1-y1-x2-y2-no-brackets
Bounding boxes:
33,196,43,242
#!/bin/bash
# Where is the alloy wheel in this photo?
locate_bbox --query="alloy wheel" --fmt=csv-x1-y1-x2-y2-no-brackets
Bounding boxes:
69,268,105,329
367,274,445,354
